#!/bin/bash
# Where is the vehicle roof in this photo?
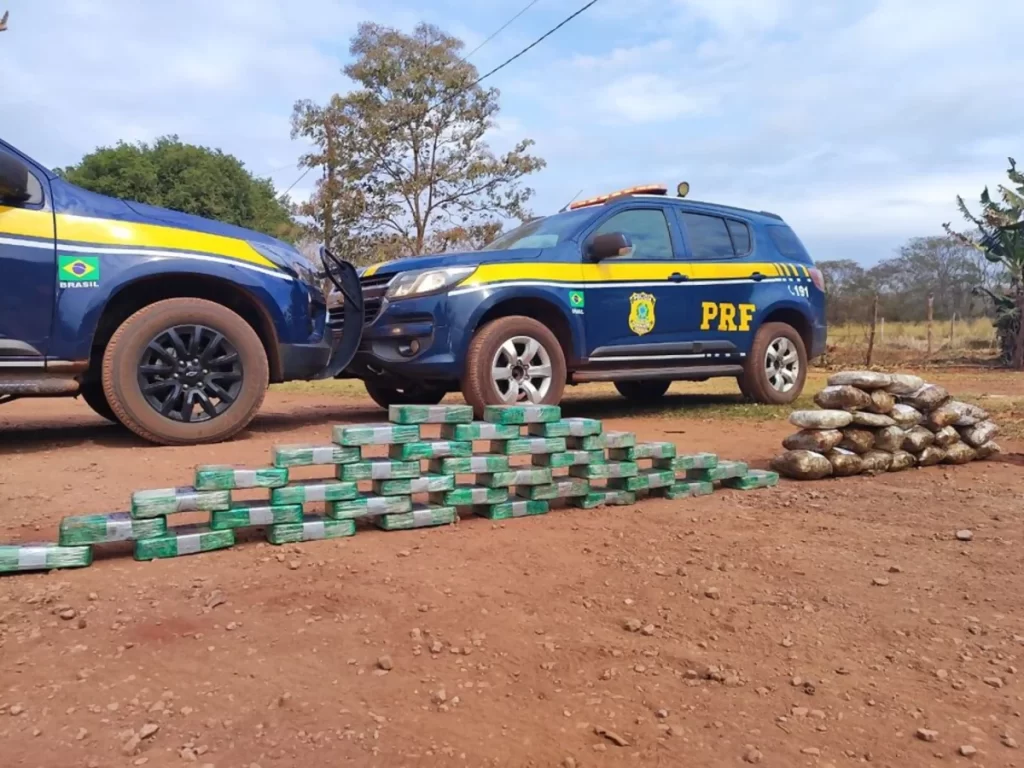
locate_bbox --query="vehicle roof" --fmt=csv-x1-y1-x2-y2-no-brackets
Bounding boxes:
566,183,787,226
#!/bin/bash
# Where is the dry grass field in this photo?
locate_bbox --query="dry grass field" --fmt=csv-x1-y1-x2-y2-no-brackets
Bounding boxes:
826,317,998,366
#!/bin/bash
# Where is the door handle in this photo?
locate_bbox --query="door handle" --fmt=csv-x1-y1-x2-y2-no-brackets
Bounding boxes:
669,272,687,283
751,271,764,282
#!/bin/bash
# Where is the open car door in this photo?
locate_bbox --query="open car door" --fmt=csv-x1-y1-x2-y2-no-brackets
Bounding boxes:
315,246,365,379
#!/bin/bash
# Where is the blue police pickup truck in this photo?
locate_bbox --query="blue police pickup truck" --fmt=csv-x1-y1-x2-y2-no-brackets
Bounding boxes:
337,183,827,413
0,139,364,445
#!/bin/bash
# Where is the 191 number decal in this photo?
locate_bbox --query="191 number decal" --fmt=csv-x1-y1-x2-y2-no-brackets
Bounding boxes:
788,285,809,298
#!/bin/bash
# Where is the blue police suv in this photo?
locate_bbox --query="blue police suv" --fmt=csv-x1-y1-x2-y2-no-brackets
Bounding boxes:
335,183,827,415
0,139,363,444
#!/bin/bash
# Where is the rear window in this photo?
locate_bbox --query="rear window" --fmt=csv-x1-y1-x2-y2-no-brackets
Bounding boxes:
726,220,751,255
680,212,752,259
680,212,734,259
767,224,811,260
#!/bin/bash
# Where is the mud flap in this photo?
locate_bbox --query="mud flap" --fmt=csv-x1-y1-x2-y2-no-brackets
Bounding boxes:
314,246,364,380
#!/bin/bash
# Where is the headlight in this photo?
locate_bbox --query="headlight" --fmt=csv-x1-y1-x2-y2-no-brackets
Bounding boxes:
385,267,476,301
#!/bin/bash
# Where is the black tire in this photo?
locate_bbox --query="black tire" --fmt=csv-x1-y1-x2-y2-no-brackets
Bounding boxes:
739,322,808,404
78,377,119,423
364,380,447,410
101,298,269,445
614,380,671,401
736,376,754,401
462,316,566,418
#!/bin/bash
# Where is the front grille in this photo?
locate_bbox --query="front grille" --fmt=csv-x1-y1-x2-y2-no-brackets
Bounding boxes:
327,273,393,335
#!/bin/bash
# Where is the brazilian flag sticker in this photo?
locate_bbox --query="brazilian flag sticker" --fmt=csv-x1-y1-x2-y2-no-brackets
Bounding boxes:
58,255,100,288
569,290,585,309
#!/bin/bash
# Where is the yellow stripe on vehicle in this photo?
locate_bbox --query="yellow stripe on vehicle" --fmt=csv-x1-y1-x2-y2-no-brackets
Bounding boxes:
801,265,810,277
687,261,780,281
0,206,56,239
459,261,786,287
54,214,277,269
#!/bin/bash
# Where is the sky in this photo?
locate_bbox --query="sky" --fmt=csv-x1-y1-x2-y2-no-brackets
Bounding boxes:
1,0,1022,264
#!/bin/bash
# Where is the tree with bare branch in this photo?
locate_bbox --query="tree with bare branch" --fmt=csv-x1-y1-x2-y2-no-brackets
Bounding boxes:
292,23,545,263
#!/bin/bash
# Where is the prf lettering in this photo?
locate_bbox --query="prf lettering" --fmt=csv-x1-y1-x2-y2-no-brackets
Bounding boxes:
700,302,756,331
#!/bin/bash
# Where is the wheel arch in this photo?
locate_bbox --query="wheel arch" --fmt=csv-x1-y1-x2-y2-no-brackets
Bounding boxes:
470,293,580,364
88,273,282,382
759,303,814,356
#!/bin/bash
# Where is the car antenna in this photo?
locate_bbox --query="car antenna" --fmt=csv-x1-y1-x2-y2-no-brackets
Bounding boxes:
558,189,583,213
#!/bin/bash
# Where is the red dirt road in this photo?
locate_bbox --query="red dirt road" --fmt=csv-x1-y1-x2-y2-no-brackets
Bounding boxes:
1,387,1023,768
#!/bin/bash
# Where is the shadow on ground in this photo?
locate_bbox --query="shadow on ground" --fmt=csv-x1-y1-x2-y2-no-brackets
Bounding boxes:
560,392,744,420
0,401,385,453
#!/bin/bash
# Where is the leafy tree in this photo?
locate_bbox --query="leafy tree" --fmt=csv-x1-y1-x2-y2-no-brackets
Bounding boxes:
292,22,544,263
57,136,299,242
946,158,1024,367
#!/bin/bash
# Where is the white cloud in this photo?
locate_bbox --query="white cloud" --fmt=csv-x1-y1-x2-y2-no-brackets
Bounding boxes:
674,0,790,35
0,0,368,175
600,74,714,124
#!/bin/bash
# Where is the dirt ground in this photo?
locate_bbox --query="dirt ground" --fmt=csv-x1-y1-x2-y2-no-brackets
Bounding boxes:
1,372,1023,768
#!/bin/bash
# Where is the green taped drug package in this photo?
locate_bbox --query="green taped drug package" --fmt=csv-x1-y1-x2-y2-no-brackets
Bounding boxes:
134,525,234,560
333,423,419,446
0,543,92,573
388,404,473,424
194,465,288,491
210,503,303,529
59,512,167,545
328,494,413,519
267,517,355,544
483,404,561,424
131,487,231,518
272,444,361,467
270,480,358,505
376,504,456,531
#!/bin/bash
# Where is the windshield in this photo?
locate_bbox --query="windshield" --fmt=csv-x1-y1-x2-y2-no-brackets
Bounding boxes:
483,207,598,251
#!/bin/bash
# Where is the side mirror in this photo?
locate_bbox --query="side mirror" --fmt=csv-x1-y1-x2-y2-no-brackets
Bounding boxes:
587,232,633,261
0,152,31,205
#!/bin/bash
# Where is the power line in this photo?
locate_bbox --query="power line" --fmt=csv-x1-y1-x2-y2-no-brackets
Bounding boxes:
283,0,600,196
283,166,313,197
467,0,599,90
463,0,542,61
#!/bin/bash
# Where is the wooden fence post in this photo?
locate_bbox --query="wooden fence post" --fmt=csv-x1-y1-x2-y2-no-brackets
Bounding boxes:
866,294,879,366
926,293,934,356
880,317,885,343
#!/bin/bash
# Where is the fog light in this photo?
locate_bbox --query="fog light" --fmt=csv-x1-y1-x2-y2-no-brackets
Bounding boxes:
397,339,420,357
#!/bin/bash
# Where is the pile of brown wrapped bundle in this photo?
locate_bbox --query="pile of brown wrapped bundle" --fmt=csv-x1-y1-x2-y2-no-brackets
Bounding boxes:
771,371,1001,480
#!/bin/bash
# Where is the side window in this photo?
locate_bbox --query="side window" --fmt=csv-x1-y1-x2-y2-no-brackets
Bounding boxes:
680,212,737,259
25,172,43,206
592,209,674,260
0,149,44,207
727,219,751,255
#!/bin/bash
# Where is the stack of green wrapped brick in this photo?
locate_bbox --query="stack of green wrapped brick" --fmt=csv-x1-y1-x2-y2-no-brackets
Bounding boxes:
0,401,782,574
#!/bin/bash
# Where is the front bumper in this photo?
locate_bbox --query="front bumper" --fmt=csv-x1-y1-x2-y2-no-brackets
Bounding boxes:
279,339,333,381
335,292,463,383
